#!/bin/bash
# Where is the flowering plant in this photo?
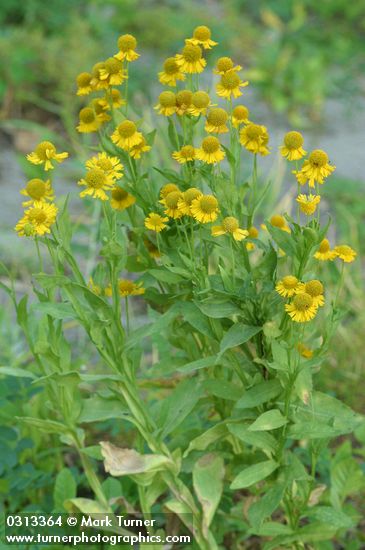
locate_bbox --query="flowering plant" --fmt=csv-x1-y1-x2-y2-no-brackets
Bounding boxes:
6,26,363,549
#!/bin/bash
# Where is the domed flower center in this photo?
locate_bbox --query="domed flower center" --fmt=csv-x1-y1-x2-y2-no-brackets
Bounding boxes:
183,187,200,204
118,120,137,138
319,239,330,253
193,25,211,41
92,62,105,78
221,70,240,89
80,107,96,123
161,183,179,198
293,293,313,311
180,145,195,158
119,280,135,293
270,215,285,228
233,105,249,120
245,124,262,140
222,216,239,232
309,149,328,167
118,34,137,51
97,158,113,171
182,44,202,62
284,131,303,149
105,57,123,74
159,91,176,107
207,108,228,126
176,90,193,107
202,136,220,153
216,57,234,72
248,226,258,238
192,91,210,108
28,208,47,224
336,245,352,256
35,141,56,160
77,72,91,87
112,188,128,201
85,169,107,189
305,280,323,297
26,179,47,200
200,195,218,213
165,191,181,208
163,57,179,74
282,275,299,289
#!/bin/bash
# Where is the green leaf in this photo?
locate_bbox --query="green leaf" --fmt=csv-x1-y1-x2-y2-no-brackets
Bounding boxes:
178,356,217,373
248,410,287,431
219,323,262,355
287,422,343,440
197,300,242,319
248,483,287,529
148,269,184,284
227,424,277,455
306,506,354,530
235,379,282,409
203,380,242,401
193,454,224,527
79,397,128,423
32,302,76,320
0,367,37,379
183,424,228,457
266,223,297,256
16,417,69,435
53,468,76,511
230,460,278,489
159,378,203,438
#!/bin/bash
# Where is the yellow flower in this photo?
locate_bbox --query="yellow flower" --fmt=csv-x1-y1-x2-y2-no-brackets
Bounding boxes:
76,72,92,95
240,124,270,156
212,216,248,241
154,91,176,116
280,131,306,161
246,226,259,250
314,239,337,261
295,149,336,187
216,69,248,99
213,56,242,75
90,98,111,123
270,214,290,233
106,279,145,297
77,107,101,133
232,105,250,128
177,188,202,215
160,183,179,199
186,25,217,49
145,212,169,232
334,245,357,263
276,275,302,298
175,90,193,116
175,43,206,74
129,136,151,159
205,108,229,134
111,120,143,151
90,62,109,90
161,191,183,219
285,293,318,323
297,343,313,359
114,34,139,62
26,141,68,171
172,145,197,164
191,194,219,223
20,178,54,206
15,202,58,237
88,277,102,296
296,194,321,215
188,91,214,116
99,57,127,86
110,187,136,210
78,168,115,201
86,152,123,181
196,136,225,164
99,88,126,110
158,57,185,86
298,280,325,307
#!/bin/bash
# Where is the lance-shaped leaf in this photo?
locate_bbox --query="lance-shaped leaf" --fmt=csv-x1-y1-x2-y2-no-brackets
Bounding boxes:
248,409,287,431
231,460,279,489
193,454,224,528
100,441,171,476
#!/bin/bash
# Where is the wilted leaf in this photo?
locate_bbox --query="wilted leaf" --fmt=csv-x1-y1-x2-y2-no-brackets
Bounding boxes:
100,442,171,476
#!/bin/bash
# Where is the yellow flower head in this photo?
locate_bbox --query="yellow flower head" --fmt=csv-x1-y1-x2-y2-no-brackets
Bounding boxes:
314,238,337,261
334,245,357,263
115,34,139,62
78,168,115,201
90,62,109,90
191,194,219,223
77,107,101,133
100,88,126,109
285,293,318,323
212,216,249,241
178,188,202,215
86,152,123,181
188,91,213,116
15,202,58,237
214,56,242,75
129,135,151,159
90,98,111,123
155,91,176,116
175,43,206,74
110,187,136,211
299,279,325,307
160,183,179,199
270,214,290,233
216,69,248,99
175,90,193,115
240,124,270,156
26,141,68,171
76,72,92,95
280,131,306,161
158,57,186,86
276,275,302,297
172,145,197,164
145,212,169,232
20,178,54,207
296,194,321,215
232,105,250,128
111,120,143,151
106,279,145,297
186,25,217,49
297,343,313,359
196,136,225,164
99,57,127,86
161,190,183,219
205,107,229,134
295,149,335,187
246,225,259,250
